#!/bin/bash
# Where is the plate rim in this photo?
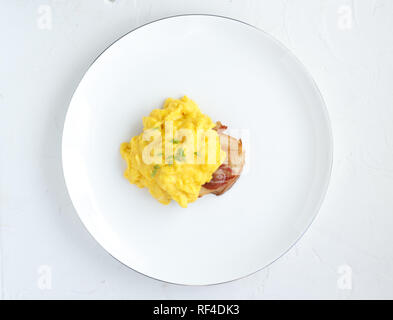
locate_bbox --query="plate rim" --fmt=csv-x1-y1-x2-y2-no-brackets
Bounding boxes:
61,13,334,286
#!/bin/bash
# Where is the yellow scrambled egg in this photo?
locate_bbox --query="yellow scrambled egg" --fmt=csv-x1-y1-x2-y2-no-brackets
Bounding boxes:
120,96,226,208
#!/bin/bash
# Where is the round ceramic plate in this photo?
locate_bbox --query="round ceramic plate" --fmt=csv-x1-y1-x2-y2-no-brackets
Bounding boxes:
62,15,333,285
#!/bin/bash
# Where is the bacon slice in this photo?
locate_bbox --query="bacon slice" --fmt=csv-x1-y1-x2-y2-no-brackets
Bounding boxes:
199,122,245,197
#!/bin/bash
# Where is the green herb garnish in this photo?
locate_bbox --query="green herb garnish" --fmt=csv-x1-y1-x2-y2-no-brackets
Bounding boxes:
175,148,186,162
170,139,180,144
151,165,160,177
166,155,174,165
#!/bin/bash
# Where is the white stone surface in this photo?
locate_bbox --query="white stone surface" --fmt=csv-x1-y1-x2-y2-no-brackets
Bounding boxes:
1,0,392,299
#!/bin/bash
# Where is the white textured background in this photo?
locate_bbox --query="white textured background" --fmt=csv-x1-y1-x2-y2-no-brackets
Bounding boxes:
1,0,393,299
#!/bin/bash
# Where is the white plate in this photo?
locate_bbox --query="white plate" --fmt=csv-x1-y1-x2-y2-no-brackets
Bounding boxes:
62,15,333,285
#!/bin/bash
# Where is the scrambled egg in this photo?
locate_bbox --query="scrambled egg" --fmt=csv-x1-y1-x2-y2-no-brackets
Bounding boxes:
120,96,226,208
